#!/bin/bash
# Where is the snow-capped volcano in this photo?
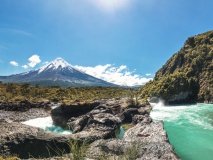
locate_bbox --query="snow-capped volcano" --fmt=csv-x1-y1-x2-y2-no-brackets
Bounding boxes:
38,58,74,74
0,58,117,87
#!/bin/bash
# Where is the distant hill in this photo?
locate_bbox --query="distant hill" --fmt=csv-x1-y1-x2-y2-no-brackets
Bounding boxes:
140,30,213,103
0,58,117,87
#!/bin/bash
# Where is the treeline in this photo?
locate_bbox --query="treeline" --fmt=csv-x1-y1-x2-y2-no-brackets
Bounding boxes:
139,72,199,102
0,82,136,104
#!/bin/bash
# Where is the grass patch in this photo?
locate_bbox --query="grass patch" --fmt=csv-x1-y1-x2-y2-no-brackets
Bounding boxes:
46,139,89,160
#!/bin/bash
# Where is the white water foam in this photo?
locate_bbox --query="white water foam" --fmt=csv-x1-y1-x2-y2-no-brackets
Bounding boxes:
21,116,72,134
51,106,58,109
150,102,213,130
22,116,53,129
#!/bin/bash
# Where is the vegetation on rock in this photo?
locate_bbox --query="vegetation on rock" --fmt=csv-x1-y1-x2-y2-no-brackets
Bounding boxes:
140,30,213,103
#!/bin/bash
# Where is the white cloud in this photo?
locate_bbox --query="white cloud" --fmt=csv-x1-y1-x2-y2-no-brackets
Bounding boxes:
10,61,19,67
146,73,152,76
74,64,152,86
22,65,28,69
28,54,41,68
89,0,131,12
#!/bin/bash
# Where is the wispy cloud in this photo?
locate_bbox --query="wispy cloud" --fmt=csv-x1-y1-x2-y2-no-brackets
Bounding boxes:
9,61,19,67
28,54,41,68
146,73,152,76
74,64,152,86
89,0,132,13
0,28,33,36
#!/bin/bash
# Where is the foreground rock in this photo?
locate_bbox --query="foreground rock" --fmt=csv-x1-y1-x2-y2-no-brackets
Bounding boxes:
0,98,179,159
87,119,179,160
0,121,70,159
50,100,179,159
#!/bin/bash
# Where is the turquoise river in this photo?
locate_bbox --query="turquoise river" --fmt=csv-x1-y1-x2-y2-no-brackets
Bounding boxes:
150,103,213,160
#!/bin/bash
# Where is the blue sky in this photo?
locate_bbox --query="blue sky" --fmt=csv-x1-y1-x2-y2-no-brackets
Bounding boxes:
0,0,213,85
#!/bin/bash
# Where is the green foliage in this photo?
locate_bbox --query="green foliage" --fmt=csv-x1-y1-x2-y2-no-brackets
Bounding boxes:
140,71,199,102
46,139,89,160
68,139,89,160
126,96,139,107
141,30,213,102
0,82,133,104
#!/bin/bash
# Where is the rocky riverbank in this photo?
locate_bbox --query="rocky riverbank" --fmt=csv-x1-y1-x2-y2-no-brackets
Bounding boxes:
0,98,179,159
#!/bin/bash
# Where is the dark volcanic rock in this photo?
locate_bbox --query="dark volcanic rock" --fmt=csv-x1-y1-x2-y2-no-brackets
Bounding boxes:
119,108,140,123
89,105,113,115
67,115,90,133
52,103,121,140
67,105,113,133
67,106,121,139
51,102,100,128
132,114,152,125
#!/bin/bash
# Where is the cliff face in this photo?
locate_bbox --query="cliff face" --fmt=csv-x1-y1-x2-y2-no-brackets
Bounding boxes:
141,30,213,103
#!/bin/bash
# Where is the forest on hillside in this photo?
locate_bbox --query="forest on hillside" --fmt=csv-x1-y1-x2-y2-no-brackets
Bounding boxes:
140,30,213,103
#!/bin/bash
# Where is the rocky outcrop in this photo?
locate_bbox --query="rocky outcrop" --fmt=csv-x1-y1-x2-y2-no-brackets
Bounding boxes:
132,114,152,125
0,98,179,159
51,102,100,128
87,118,179,160
0,121,71,159
119,105,151,123
167,91,194,104
67,105,121,139
119,108,139,123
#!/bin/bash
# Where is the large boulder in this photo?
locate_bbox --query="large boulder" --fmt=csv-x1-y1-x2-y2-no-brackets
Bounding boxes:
67,106,121,138
116,103,152,124
119,108,139,123
51,102,100,128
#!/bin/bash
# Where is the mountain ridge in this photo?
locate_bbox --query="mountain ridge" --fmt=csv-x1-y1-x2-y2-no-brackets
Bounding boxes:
0,58,118,87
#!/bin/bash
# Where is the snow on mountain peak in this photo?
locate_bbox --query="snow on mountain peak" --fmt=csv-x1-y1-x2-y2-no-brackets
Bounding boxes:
51,58,71,68
38,58,73,74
